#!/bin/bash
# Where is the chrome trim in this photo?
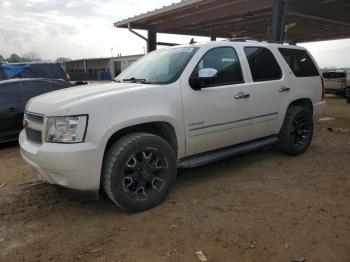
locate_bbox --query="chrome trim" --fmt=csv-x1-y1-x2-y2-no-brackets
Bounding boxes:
25,112,45,125
189,112,278,131
25,127,42,144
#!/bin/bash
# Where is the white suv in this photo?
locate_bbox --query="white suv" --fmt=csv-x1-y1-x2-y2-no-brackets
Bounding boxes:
323,70,350,98
20,40,326,211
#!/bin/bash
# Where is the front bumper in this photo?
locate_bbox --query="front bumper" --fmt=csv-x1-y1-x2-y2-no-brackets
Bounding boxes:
313,101,326,121
19,130,102,191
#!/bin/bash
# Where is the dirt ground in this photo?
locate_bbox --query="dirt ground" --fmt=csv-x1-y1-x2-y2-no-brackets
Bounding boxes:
0,96,349,262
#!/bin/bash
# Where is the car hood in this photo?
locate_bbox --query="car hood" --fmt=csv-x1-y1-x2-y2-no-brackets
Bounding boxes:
26,82,150,116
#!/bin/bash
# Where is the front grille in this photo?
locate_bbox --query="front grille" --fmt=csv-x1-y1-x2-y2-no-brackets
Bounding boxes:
26,112,44,124
25,128,42,144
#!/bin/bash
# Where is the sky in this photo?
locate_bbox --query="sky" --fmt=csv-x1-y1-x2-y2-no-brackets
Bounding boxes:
0,0,350,68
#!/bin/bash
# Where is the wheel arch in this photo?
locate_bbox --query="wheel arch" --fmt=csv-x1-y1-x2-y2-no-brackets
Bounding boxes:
103,121,178,160
277,97,314,134
287,98,313,114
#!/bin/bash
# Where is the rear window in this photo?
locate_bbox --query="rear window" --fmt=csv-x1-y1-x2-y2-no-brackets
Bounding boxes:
322,72,346,79
28,64,66,79
244,47,282,82
0,68,7,80
279,48,319,77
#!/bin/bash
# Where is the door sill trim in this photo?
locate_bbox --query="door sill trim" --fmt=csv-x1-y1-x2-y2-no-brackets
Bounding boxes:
177,135,278,168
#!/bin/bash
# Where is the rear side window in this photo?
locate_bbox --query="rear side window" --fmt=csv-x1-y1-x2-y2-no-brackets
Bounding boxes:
192,47,244,86
244,47,282,82
29,64,66,79
279,48,319,77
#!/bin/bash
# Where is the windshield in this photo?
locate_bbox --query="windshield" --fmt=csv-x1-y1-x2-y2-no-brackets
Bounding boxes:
115,46,198,84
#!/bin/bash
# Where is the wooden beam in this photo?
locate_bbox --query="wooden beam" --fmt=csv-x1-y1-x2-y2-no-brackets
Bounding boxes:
288,0,350,25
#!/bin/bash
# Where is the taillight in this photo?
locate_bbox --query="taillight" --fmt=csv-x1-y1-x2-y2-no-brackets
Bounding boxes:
321,76,325,100
64,74,70,83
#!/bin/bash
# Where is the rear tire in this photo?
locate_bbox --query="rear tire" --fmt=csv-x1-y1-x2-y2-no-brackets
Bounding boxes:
102,132,177,212
344,87,350,99
278,106,313,156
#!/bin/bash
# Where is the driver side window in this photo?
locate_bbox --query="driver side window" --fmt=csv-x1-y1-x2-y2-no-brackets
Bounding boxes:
192,47,244,86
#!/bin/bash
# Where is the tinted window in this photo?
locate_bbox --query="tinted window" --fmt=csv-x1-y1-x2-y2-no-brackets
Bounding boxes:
0,68,8,80
48,81,67,92
19,67,35,78
244,47,282,82
0,84,19,104
279,48,319,77
21,81,50,100
28,64,66,79
192,47,243,86
322,72,346,79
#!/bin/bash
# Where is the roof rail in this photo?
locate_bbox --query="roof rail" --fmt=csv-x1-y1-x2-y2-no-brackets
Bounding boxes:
229,38,295,45
229,37,253,42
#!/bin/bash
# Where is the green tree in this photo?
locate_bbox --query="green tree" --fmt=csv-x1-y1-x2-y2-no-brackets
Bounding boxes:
22,51,41,62
55,57,72,63
7,54,22,63
0,54,4,63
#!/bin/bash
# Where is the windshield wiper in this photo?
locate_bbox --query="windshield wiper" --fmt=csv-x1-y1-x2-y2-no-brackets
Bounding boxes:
121,77,152,84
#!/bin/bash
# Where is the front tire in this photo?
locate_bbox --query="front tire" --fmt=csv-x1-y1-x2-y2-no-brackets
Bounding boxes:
278,106,313,156
102,133,177,212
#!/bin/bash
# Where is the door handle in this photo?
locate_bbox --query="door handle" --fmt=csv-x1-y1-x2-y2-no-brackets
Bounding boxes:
279,86,290,92
234,92,250,99
7,107,18,112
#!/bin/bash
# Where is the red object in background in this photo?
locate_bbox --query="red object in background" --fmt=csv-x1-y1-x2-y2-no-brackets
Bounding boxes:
64,73,70,83
321,76,326,100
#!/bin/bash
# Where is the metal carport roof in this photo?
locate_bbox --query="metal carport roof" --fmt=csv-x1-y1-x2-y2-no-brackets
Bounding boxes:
114,0,350,51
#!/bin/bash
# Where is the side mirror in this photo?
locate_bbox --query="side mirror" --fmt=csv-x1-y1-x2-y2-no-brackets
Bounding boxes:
189,68,218,90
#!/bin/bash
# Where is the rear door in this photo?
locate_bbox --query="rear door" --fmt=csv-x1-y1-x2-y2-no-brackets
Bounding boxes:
242,46,289,137
0,83,22,140
278,48,321,103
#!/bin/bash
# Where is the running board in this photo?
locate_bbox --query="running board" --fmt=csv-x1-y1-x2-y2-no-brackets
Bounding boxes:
177,136,278,168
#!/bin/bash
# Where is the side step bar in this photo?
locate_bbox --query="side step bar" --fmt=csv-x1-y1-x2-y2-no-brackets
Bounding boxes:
177,136,278,168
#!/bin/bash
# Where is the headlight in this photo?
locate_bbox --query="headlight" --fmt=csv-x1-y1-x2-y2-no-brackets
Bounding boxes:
46,115,88,143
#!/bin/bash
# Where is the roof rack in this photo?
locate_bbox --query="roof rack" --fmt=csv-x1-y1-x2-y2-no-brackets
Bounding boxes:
229,38,295,45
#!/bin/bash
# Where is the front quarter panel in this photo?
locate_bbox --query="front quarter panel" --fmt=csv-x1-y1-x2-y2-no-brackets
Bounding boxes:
66,83,185,159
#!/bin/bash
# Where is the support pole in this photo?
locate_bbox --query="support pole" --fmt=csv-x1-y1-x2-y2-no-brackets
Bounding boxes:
147,30,157,52
271,0,288,41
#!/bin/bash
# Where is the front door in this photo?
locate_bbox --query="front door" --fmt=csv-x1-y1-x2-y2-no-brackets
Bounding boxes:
181,46,255,156
0,83,22,141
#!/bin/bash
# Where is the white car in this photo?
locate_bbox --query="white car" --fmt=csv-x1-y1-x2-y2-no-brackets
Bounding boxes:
20,40,326,211
323,70,350,98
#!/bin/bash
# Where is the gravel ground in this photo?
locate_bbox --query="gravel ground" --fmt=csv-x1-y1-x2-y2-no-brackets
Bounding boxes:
0,95,349,262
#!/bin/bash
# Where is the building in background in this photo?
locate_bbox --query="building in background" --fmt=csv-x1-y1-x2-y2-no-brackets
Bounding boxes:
63,54,143,81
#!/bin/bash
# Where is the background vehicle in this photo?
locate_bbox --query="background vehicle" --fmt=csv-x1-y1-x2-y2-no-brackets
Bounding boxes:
0,78,74,143
20,40,325,212
322,70,350,97
0,63,70,82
